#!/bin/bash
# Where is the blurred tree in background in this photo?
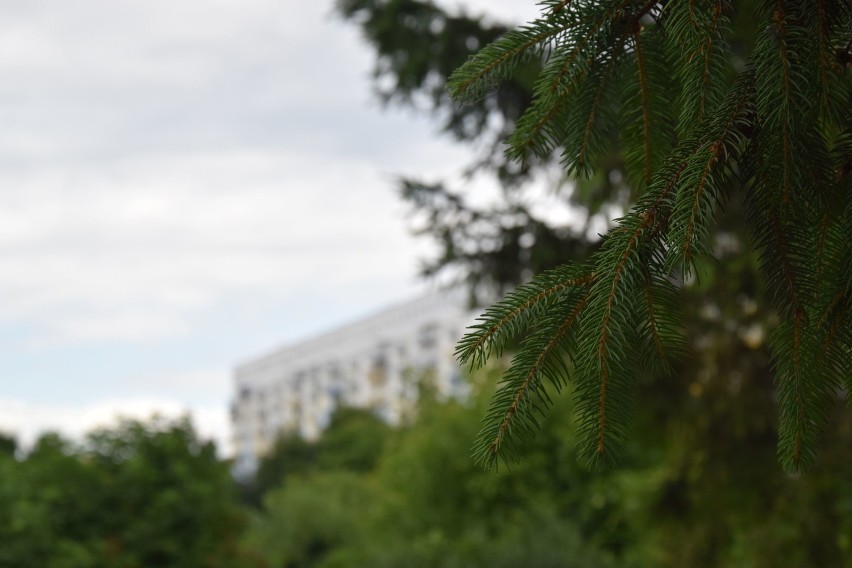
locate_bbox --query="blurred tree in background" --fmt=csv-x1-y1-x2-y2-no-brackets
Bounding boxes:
240,407,391,506
245,380,627,567
337,0,601,299
242,367,852,566
0,417,258,568
0,432,15,457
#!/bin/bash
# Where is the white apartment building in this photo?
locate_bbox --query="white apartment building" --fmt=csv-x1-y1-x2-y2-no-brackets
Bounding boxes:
230,289,477,477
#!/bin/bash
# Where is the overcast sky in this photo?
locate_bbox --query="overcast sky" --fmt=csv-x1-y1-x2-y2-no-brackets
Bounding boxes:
0,0,541,452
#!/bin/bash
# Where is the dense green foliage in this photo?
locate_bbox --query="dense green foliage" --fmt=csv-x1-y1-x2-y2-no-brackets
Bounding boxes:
0,418,254,567
240,407,391,506
243,372,852,567
339,0,852,470
246,387,624,567
3,394,851,566
332,2,852,563
442,0,851,472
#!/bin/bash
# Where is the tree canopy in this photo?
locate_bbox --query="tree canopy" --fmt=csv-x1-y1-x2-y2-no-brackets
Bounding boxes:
0,417,254,567
447,0,851,472
243,368,852,566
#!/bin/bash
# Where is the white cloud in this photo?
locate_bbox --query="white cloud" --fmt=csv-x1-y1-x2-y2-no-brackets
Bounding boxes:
0,0,475,350
0,0,526,448
26,310,191,347
0,145,454,347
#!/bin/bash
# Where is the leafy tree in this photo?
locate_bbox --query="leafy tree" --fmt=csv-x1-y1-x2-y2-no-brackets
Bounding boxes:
245,377,629,568
241,433,318,506
85,417,249,566
350,388,625,568
0,432,15,456
446,0,851,472
0,433,106,567
245,367,852,565
246,472,390,568
315,407,391,472
0,418,256,568
242,406,392,506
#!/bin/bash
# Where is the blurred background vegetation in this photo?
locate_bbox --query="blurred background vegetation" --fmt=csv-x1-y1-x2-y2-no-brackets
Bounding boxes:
1,1,849,566
2,364,849,566
0,418,251,567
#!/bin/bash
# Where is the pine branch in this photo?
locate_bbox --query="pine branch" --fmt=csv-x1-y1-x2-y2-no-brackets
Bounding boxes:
772,313,837,472
448,0,851,472
637,253,686,375
811,0,852,122
667,0,731,134
448,9,577,103
667,70,755,274
633,30,653,183
456,266,595,370
562,51,622,178
507,0,642,161
619,20,678,190
573,159,683,468
472,288,591,467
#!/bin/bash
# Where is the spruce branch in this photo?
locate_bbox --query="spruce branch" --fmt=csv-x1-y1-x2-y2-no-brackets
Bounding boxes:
572,151,685,468
447,15,572,103
632,29,653,184
456,266,595,370
506,0,647,162
451,0,851,472
667,70,755,274
772,314,837,472
668,0,731,133
472,287,592,467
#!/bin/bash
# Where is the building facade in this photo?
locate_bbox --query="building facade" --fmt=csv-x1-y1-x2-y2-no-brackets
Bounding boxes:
230,290,477,478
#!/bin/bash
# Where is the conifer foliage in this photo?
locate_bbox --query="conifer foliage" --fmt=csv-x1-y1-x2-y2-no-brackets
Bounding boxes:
451,0,851,472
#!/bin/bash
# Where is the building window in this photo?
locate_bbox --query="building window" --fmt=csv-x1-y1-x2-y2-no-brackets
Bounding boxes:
368,353,388,387
418,323,438,350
